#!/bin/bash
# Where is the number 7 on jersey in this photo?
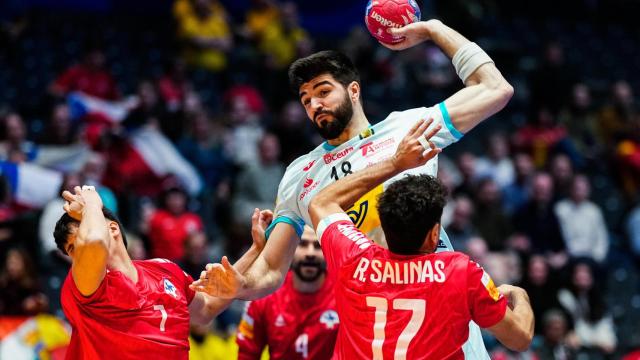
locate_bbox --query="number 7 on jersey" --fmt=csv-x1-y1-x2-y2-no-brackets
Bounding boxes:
366,297,426,360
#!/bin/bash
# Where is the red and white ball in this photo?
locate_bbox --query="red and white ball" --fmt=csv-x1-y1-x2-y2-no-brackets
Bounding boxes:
365,0,421,44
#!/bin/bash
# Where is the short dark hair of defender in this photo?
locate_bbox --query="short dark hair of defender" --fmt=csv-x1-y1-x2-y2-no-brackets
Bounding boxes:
377,175,447,255
53,207,128,255
288,50,360,93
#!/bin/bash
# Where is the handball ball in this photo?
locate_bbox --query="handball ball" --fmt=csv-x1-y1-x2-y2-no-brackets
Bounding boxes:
365,0,421,44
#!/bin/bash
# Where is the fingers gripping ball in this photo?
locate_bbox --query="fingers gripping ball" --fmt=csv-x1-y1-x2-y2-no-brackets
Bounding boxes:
365,0,421,44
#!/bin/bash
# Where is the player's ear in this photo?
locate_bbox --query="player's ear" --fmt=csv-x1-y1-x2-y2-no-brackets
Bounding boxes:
348,81,360,103
108,221,121,241
421,224,441,253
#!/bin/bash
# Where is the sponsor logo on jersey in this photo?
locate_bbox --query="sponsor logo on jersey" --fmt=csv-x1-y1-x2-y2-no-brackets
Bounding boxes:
275,314,286,327
163,278,178,299
323,146,354,164
299,179,320,200
481,270,501,301
303,160,316,171
437,239,447,249
303,178,314,188
359,138,396,157
319,310,340,329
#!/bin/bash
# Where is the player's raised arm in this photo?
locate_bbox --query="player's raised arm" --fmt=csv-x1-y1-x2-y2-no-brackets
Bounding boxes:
190,208,296,300
384,20,514,134
309,118,441,228
62,186,110,296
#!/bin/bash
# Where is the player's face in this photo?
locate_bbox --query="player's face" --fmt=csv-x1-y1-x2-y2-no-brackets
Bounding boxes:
298,74,354,140
292,229,326,282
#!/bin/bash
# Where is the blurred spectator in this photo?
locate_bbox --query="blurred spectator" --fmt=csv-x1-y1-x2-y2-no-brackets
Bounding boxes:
465,236,489,266
173,0,233,72
157,60,190,112
554,175,609,263
0,175,18,225
0,247,48,315
472,178,512,250
259,2,311,70
502,152,534,215
549,153,574,201
178,111,232,193
453,151,479,197
437,164,458,228
122,80,166,131
558,83,599,160
514,172,567,266
270,100,316,165
517,255,562,335
178,231,209,280
241,0,280,41
598,80,636,147
615,112,640,198
557,260,617,356
49,46,119,100
512,107,570,168
475,132,515,189
528,42,576,112
39,103,78,145
224,89,265,167
231,133,283,251
627,202,640,265
0,112,37,161
533,309,575,360
147,186,203,261
82,152,118,214
445,196,477,251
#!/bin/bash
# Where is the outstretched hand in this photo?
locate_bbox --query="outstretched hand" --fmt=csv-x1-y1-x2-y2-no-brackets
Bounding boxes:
62,185,104,220
391,117,442,171
189,256,245,299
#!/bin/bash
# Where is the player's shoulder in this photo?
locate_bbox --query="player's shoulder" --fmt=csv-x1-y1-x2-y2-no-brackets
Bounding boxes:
380,106,434,124
433,251,471,265
140,258,184,276
281,148,321,181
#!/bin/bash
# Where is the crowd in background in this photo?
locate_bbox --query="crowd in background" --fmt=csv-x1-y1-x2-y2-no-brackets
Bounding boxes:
1,0,640,358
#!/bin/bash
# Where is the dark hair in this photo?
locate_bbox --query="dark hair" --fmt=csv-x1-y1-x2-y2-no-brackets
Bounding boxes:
53,207,127,255
288,50,360,94
377,175,447,254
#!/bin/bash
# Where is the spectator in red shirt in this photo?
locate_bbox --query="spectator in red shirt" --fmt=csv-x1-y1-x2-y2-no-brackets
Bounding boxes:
49,47,119,101
148,186,204,261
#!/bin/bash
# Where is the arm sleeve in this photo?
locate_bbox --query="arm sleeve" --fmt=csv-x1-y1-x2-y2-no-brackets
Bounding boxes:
316,213,373,272
237,301,267,360
265,168,306,239
466,260,507,328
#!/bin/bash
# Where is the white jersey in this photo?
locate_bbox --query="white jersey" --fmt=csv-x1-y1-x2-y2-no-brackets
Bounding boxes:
268,102,491,359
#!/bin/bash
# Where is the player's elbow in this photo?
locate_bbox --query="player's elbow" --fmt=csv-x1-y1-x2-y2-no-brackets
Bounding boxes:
508,332,534,352
492,81,514,111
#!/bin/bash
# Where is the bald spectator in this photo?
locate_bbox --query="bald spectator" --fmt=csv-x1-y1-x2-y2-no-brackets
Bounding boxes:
475,132,515,189
554,175,609,263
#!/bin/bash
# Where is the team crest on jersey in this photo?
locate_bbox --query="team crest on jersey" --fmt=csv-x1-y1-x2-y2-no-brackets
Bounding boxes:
319,310,339,329
275,314,286,327
163,278,178,299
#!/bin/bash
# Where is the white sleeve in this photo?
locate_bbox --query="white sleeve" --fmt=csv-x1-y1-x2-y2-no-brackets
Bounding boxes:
266,167,306,239
387,102,463,149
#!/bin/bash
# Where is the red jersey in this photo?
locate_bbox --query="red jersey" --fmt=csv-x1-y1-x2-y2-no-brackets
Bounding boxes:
53,64,119,100
317,214,507,360
236,272,339,360
61,259,196,360
148,210,203,260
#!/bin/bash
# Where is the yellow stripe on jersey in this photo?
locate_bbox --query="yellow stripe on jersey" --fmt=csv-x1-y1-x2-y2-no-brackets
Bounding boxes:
480,270,501,302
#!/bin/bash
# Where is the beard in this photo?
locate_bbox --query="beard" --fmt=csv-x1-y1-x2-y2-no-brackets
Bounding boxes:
312,94,354,140
292,259,326,283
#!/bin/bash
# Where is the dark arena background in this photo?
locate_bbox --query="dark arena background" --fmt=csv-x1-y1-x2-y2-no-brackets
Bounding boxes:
1,0,640,358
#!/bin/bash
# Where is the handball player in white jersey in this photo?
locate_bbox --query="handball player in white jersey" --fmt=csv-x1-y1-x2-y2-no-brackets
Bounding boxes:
197,19,513,358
